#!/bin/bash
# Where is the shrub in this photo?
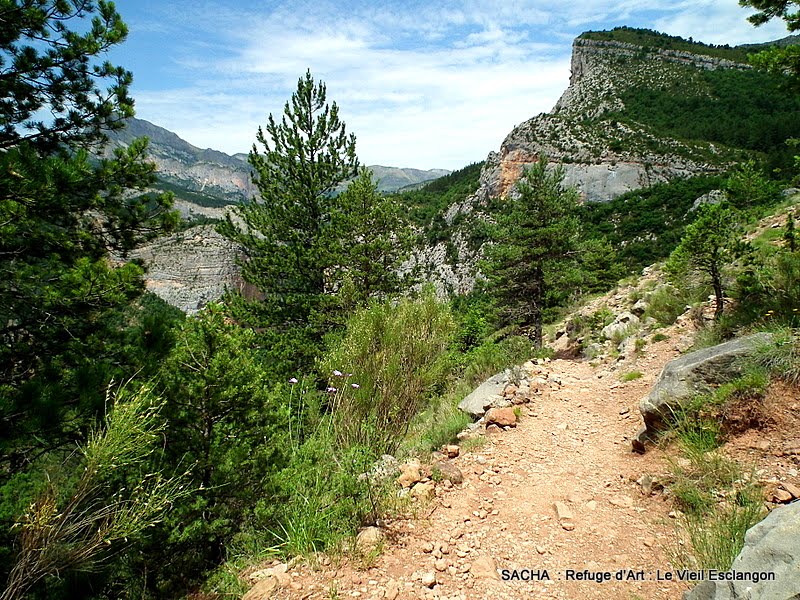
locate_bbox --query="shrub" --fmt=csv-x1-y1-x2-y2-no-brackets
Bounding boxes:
318,291,454,455
643,284,690,326
752,328,800,386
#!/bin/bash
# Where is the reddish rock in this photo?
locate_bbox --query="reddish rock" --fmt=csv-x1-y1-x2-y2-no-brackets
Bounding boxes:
485,407,517,428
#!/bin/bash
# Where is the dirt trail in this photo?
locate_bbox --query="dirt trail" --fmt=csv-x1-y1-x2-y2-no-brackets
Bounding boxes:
263,333,699,600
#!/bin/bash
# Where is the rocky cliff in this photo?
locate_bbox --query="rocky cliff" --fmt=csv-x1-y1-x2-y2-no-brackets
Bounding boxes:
129,225,244,314
477,37,749,205
413,32,760,294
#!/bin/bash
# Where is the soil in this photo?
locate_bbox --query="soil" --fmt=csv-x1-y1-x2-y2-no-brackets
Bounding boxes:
242,315,800,600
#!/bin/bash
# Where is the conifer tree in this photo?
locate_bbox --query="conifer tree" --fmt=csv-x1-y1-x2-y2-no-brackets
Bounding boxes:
327,168,414,315
482,159,581,348
219,70,358,336
666,203,742,319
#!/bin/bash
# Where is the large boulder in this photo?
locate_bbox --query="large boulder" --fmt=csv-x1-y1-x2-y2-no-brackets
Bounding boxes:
684,501,800,600
634,333,772,451
458,372,507,418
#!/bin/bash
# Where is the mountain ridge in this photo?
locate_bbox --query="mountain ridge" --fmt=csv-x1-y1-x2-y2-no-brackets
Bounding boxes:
106,117,451,204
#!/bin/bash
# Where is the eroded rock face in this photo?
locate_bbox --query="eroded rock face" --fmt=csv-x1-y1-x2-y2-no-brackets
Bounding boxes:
635,333,773,449
130,225,244,314
684,501,800,600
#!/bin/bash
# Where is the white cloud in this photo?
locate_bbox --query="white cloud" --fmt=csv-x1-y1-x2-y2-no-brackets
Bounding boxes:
130,0,794,170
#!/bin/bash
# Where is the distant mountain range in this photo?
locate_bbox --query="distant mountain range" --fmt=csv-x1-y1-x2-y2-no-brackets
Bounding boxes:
106,118,450,209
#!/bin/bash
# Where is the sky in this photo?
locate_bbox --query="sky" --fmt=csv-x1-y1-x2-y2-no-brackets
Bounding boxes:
109,0,791,170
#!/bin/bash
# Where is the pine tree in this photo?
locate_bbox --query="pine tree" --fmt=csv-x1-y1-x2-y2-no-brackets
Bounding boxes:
785,211,797,251
482,158,581,348
666,203,742,319
327,168,414,315
219,70,358,337
0,0,134,152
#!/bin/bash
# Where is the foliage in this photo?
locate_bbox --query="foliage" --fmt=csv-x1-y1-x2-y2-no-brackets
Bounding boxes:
142,305,289,594
0,0,134,152
327,168,414,316
741,0,800,86
620,371,643,382
752,328,800,385
666,203,744,318
642,284,693,326
318,291,454,454
611,68,800,170
0,12,178,582
668,445,764,571
482,159,581,348
580,176,725,271
393,162,483,230
581,26,752,62
725,161,782,210
1,385,190,600
218,70,359,343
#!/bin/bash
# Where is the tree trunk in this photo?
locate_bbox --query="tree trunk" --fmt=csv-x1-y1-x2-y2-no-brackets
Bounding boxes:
532,264,544,350
711,263,724,319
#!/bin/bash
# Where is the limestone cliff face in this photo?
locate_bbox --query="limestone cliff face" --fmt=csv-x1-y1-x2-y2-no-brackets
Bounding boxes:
486,38,748,203
414,35,753,293
130,225,244,314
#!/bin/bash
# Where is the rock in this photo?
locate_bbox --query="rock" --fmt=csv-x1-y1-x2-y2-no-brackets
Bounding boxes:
384,580,400,600
457,372,507,417
397,464,423,488
771,489,793,503
484,407,517,428
445,445,460,458
684,501,800,600
130,225,244,314
363,454,400,482
243,576,280,600
689,189,727,213
356,527,385,554
421,572,437,588
608,494,634,508
421,541,434,553
601,312,640,340
435,558,448,572
486,424,502,434
411,482,435,502
781,482,800,499
470,557,500,580
432,461,464,485
636,333,774,450
631,298,648,316
554,501,575,530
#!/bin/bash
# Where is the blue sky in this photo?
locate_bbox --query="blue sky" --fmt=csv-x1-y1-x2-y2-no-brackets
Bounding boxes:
110,0,790,170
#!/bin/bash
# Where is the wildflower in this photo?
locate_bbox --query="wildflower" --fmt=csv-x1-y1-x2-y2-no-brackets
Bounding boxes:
333,369,343,377
288,377,298,384
351,383,360,389
326,387,337,393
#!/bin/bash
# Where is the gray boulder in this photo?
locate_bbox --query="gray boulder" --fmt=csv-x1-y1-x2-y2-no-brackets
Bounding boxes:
634,333,772,451
601,311,640,340
684,501,800,600
458,372,507,418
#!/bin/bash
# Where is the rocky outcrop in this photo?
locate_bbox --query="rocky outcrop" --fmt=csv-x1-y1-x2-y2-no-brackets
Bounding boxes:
634,333,773,450
457,372,509,418
684,501,800,600
130,225,244,314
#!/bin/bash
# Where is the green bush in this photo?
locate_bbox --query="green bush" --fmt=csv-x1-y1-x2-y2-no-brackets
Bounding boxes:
643,285,691,326
318,291,454,454
752,328,800,386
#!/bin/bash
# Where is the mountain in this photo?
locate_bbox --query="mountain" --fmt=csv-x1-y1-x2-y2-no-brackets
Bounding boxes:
368,165,451,192
106,118,450,210
130,28,800,311
410,27,800,294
